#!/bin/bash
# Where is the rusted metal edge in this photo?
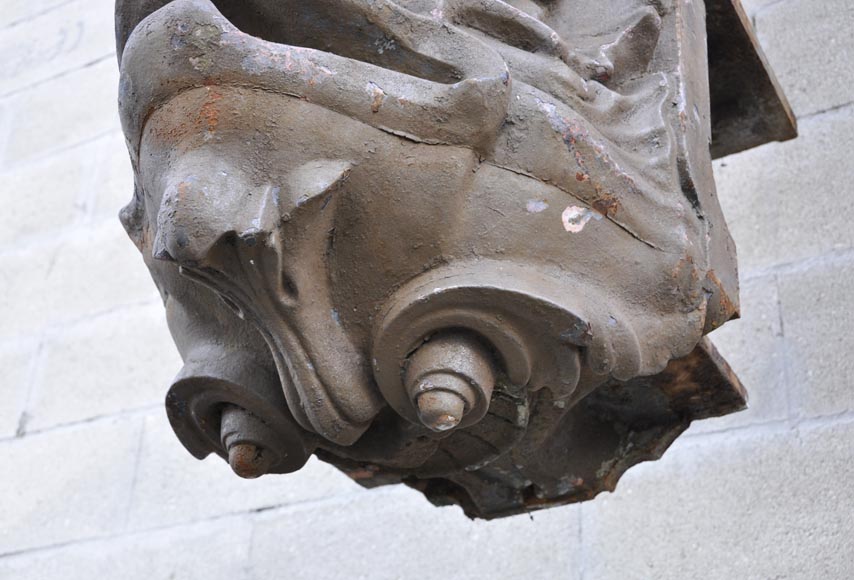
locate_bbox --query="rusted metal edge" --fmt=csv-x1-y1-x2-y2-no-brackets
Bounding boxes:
587,337,748,427
708,0,797,158
325,338,747,519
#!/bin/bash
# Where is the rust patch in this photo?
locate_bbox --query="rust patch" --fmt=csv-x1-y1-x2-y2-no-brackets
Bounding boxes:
704,270,739,331
656,339,747,417
591,194,620,217
198,87,223,132
345,466,380,480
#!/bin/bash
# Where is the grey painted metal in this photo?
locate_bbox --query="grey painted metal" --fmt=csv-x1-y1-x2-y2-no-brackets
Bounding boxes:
114,0,791,518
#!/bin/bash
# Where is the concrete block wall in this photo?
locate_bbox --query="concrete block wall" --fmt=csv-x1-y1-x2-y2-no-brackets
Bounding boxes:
0,0,852,578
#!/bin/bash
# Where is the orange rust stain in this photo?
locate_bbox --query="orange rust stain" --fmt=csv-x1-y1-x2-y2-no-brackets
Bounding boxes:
198,88,223,133
592,194,620,217
658,356,700,398
344,464,381,481
347,469,377,480
705,270,739,328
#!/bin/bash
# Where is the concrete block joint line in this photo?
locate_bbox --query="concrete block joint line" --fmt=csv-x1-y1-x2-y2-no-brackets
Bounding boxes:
1,0,854,578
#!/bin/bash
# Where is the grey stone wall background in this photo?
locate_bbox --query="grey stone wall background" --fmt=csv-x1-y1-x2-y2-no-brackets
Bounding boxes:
0,0,852,578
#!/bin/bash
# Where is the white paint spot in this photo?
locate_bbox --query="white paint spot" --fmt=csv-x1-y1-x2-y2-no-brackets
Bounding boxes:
526,200,549,213
561,205,602,233
374,37,397,54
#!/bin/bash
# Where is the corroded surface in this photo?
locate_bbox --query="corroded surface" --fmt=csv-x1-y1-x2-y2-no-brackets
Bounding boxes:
707,0,797,158
115,0,785,518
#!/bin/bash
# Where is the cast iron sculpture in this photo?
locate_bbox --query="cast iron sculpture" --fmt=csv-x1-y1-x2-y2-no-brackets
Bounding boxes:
115,0,795,518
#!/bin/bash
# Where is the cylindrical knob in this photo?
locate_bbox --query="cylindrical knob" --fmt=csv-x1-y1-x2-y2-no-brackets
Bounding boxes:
405,333,496,432
220,405,281,479
416,386,467,431
227,442,275,479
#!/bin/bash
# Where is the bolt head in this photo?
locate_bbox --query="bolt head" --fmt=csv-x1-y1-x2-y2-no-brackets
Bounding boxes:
416,388,466,431
227,442,274,479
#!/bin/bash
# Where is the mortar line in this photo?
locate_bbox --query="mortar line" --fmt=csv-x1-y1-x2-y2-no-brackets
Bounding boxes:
773,272,796,426
0,0,77,31
0,298,163,353
0,411,854,560
798,100,854,123
0,128,122,179
121,417,148,530
0,127,119,176
793,410,854,431
0,488,371,561
79,134,113,226
244,515,259,580
0,53,116,100
0,215,126,257
741,246,854,283
0,403,161,445
686,410,854,443
683,416,789,439
0,82,13,168
2,413,853,561
751,0,790,24
577,503,586,580
13,334,47,438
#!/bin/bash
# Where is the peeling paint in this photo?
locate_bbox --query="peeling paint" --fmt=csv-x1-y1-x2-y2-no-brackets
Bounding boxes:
561,205,602,233
526,199,548,213
367,82,386,114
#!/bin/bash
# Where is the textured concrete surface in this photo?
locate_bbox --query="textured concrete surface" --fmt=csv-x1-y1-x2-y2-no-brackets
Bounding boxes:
26,305,182,430
779,260,854,419
0,58,120,166
0,0,114,97
0,417,141,555
713,107,854,273
0,144,89,246
582,419,854,580
756,0,854,117
251,489,581,580
1,0,853,577
0,341,37,438
0,519,253,580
